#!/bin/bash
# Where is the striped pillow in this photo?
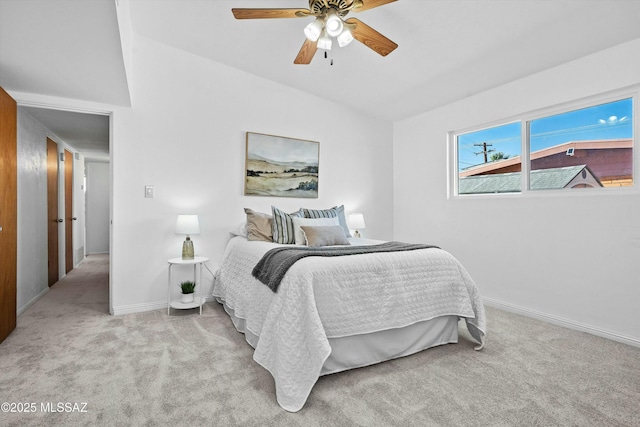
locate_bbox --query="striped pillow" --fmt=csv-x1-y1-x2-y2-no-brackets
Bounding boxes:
303,205,352,237
271,206,304,244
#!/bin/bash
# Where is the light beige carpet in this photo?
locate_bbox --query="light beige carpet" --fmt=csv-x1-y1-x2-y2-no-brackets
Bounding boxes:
1,254,639,426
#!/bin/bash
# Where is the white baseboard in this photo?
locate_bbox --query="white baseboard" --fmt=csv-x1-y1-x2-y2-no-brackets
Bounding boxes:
112,296,216,316
113,296,640,347
17,286,50,317
112,301,166,316
484,297,640,348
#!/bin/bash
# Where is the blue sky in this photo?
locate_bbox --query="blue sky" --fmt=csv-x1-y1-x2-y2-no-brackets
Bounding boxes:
458,98,633,171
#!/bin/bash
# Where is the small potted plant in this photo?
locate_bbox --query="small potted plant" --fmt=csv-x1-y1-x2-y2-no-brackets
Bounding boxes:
179,280,196,303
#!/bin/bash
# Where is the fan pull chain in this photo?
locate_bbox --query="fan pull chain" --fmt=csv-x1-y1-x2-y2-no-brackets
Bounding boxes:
324,50,334,66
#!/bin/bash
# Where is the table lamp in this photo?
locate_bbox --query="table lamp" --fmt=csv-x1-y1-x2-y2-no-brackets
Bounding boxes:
176,214,200,259
348,213,366,238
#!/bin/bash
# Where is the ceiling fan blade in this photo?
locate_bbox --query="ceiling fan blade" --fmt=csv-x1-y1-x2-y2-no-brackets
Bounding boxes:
232,8,313,19
294,39,318,64
351,0,397,12
345,18,398,57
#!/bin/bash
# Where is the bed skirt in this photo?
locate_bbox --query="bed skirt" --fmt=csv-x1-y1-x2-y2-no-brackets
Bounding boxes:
217,297,459,376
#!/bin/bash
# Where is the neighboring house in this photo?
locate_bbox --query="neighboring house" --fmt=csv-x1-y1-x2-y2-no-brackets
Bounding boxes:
460,139,632,187
459,165,602,194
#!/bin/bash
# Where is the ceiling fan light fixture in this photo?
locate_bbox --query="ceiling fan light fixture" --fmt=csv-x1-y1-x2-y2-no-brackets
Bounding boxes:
337,27,354,47
317,29,332,50
304,18,324,42
325,10,343,37
231,1,398,65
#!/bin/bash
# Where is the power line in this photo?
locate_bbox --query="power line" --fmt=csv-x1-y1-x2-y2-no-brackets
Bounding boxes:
459,135,520,150
474,142,495,163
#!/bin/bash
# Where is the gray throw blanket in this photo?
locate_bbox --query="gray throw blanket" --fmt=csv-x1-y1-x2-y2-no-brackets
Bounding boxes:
252,242,439,292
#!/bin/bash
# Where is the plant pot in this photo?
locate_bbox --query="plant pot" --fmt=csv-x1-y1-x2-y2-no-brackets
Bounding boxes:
181,293,194,304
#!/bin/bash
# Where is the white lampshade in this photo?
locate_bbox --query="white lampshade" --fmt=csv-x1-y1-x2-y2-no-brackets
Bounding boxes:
337,27,354,47
176,214,200,236
348,213,366,230
325,10,343,37
317,29,332,50
304,18,323,42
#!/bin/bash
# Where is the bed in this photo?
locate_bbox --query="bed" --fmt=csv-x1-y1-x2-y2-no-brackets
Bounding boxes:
213,223,486,412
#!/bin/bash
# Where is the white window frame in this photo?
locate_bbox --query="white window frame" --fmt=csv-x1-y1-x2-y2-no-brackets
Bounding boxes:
448,86,639,198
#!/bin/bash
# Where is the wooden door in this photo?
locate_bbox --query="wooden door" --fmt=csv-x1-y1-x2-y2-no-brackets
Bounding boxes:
0,86,17,344
64,149,73,274
47,138,60,286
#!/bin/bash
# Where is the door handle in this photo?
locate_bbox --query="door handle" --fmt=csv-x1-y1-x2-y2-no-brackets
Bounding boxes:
56,219,63,223
72,217,77,220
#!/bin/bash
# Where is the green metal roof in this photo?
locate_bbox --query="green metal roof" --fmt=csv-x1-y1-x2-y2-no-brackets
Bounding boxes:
459,165,598,194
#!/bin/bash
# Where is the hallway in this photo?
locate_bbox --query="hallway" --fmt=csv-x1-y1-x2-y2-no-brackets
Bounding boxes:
28,254,109,321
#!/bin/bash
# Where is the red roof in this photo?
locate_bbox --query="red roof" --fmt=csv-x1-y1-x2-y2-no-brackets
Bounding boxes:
460,139,632,178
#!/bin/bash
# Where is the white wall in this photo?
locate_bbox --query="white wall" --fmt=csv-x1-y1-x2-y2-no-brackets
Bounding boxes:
109,35,394,314
85,161,110,254
393,38,640,345
73,152,86,263
16,109,49,314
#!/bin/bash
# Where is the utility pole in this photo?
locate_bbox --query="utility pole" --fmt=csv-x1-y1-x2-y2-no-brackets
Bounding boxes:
474,142,495,163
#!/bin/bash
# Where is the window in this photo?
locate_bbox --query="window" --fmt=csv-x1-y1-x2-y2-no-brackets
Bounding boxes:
457,122,521,194
530,98,633,190
452,91,635,196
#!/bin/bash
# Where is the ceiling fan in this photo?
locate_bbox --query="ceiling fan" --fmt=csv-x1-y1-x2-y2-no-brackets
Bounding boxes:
232,0,398,64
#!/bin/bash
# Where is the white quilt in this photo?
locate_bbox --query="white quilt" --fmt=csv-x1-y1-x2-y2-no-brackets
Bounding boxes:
213,236,486,412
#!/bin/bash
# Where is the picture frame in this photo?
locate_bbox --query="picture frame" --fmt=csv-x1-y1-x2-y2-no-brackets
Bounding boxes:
244,132,319,198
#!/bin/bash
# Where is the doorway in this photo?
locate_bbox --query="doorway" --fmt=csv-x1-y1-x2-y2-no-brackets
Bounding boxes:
18,105,111,312
46,137,59,286
0,86,17,344
65,149,74,274
45,142,77,286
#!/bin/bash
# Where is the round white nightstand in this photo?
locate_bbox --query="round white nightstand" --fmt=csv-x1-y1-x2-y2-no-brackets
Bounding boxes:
167,256,209,315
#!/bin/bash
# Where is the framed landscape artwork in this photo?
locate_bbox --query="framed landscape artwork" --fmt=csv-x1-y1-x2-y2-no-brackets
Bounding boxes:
244,132,319,198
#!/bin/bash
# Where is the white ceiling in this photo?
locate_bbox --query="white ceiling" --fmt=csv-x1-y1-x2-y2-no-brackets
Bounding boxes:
129,0,640,121
21,106,110,162
2,0,640,158
0,0,130,106
0,0,125,161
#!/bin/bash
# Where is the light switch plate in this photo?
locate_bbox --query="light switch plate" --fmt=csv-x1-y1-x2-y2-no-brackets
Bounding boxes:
145,185,154,198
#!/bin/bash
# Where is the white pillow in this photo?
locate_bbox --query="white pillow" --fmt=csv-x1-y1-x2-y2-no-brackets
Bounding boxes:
291,216,339,245
230,221,248,237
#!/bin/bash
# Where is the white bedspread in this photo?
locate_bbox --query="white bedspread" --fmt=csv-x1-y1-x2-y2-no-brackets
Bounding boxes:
213,236,486,412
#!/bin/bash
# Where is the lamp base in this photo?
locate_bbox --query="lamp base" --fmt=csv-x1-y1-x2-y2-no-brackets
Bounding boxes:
354,230,361,238
182,237,194,260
